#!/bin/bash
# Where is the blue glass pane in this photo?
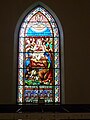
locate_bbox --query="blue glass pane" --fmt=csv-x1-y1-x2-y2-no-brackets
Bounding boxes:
27,27,52,36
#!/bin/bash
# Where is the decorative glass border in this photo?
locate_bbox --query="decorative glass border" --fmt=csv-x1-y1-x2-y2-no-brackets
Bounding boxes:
18,6,60,104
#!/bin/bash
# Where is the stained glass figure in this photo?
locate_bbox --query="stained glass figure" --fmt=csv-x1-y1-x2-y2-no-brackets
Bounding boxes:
18,6,61,104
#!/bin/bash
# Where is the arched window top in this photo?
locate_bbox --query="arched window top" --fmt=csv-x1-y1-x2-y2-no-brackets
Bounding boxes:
14,2,65,105
19,6,60,37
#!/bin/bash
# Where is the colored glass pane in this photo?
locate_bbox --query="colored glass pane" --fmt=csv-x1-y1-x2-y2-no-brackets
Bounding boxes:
18,6,60,104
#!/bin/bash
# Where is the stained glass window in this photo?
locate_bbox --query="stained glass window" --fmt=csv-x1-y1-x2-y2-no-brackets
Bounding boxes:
17,6,62,104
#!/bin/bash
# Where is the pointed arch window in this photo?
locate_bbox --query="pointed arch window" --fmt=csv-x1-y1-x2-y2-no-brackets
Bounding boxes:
15,3,64,105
